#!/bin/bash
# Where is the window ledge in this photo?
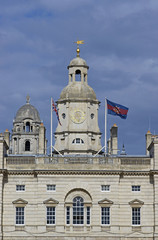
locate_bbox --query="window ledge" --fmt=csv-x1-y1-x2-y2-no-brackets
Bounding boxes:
46,225,56,230
15,226,25,230
101,191,110,192
132,226,141,231
101,225,110,231
73,226,84,231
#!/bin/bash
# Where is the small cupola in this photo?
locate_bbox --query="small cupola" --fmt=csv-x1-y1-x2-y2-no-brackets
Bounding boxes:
67,43,89,84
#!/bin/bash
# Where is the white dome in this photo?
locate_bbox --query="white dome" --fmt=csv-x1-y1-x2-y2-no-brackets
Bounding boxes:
59,82,96,101
68,57,89,69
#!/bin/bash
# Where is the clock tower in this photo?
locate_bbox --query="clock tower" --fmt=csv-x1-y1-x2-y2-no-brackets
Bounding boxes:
54,46,102,155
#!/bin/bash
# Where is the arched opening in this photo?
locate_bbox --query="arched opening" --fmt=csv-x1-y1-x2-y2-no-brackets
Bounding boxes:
65,188,92,226
84,74,87,82
73,196,84,224
26,122,30,132
75,69,81,81
72,138,84,144
25,141,30,151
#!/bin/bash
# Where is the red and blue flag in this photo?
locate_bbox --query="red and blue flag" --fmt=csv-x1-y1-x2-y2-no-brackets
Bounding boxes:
52,99,62,125
107,99,128,119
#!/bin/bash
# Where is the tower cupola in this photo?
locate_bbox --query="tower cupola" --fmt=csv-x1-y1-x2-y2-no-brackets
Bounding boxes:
11,96,47,155
54,44,102,156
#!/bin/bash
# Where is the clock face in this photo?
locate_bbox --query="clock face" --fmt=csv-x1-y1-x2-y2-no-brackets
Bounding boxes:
70,109,86,124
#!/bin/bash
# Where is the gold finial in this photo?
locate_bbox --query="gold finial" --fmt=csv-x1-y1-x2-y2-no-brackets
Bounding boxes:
74,40,84,57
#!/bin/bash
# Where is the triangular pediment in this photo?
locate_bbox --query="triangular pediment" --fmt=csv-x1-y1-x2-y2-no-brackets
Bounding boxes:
43,198,59,205
12,198,28,205
98,198,113,205
129,199,144,205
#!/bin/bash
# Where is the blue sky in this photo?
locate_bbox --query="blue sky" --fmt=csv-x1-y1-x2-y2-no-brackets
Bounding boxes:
0,0,158,155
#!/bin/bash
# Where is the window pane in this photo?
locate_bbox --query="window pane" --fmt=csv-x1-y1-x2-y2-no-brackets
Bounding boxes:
73,197,84,225
66,207,70,224
101,207,110,225
87,207,90,225
101,185,110,192
16,185,25,191
132,185,141,191
47,207,55,225
72,138,84,144
47,185,56,191
76,138,80,144
132,208,140,225
16,207,24,225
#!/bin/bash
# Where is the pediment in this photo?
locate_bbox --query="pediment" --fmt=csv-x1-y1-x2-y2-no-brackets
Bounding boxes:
43,198,59,205
12,198,28,205
129,199,144,205
98,198,113,205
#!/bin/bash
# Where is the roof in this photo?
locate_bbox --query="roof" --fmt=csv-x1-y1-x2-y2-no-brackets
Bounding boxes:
14,97,41,122
59,82,97,101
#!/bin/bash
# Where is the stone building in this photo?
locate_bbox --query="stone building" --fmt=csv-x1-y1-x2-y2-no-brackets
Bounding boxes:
0,47,158,239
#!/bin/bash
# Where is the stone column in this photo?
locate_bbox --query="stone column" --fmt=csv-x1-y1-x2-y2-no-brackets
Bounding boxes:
153,175,158,239
0,174,4,240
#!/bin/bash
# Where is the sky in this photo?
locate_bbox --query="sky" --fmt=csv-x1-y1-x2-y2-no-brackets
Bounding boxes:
0,0,158,155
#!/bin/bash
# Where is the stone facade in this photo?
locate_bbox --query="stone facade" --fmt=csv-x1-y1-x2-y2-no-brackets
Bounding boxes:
0,49,157,239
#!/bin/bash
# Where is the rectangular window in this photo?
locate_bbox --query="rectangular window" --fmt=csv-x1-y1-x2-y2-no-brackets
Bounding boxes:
47,185,56,191
16,207,24,225
101,185,110,192
16,185,25,192
132,207,140,225
87,207,90,225
101,207,110,225
66,206,70,224
132,185,141,192
47,207,55,225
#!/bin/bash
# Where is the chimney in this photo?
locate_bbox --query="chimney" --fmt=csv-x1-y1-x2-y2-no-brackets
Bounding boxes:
145,130,152,155
4,129,10,154
110,124,118,155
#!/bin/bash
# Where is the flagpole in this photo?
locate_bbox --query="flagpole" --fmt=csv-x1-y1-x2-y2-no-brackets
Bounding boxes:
105,97,107,154
50,97,52,157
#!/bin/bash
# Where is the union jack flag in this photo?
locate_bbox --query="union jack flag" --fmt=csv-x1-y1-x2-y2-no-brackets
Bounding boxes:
52,99,62,125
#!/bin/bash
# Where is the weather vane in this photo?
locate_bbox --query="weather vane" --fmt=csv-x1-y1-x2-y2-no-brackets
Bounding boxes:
74,40,84,57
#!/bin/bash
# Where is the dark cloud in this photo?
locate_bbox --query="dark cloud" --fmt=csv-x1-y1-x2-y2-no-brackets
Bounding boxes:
0,0,158,154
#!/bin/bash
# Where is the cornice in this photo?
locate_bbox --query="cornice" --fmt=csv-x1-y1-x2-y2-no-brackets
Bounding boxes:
57,99,100,104
54,131,102,135
0,169,7,174
5,169,152,176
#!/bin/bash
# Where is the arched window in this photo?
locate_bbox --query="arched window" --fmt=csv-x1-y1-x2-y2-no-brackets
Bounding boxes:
65,189,92,226
72,138,84,144
75,69,81,81
73,197,84,225
25,141,30,151
26,122,30,132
